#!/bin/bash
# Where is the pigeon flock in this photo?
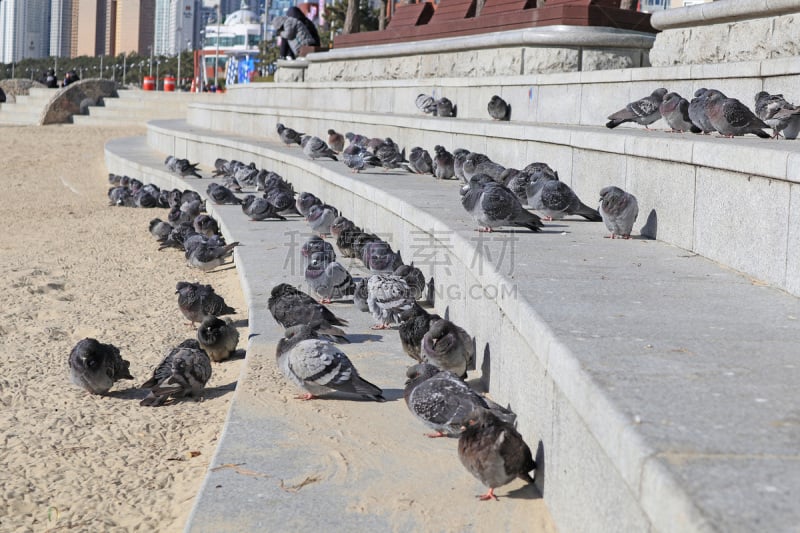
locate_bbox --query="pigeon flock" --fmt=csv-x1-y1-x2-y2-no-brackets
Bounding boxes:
103,147,549,499
607,87,800,139
275,118,639,239
72,165,244,407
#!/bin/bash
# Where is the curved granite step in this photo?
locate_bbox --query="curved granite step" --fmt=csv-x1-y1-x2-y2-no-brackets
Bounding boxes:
106,120,800,533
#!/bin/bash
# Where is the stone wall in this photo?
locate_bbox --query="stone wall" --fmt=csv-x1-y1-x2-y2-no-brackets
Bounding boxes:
300,26,654,82
0,79,46,103
650,0,800,66
40,79,118,124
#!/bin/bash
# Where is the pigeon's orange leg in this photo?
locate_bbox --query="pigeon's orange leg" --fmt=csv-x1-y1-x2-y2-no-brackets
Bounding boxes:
478,488,498,501
295,393,317,401
425,431,446,438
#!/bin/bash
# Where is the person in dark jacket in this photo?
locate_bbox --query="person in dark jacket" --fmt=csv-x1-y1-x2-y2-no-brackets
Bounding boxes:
43,68,58,88
272,6,321,60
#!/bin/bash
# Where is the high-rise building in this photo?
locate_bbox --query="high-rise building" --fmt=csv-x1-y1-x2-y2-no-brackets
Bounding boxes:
154,0,171,54
0,0,51,63
169,0,202,54
51,0,75,57
74,0,107,56
114,0,155,55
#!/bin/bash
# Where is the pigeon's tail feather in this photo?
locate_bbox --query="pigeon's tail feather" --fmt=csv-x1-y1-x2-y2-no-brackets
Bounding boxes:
517,211,543,232
606,119,624,129
755,129,771,139
518,470,536,484
140,390,170,407
352,375,385,402
576,203,602,222
690,125,702,134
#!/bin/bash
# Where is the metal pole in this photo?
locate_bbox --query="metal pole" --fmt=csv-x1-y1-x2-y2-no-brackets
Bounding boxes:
156,60,160,90
149,46,153,76
177,49,181,89
123,54,127,85
99,55,103,78
215,4,221,88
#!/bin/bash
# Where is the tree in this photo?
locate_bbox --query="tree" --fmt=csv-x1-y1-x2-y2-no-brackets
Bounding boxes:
344,0,360,34
326,0,380,36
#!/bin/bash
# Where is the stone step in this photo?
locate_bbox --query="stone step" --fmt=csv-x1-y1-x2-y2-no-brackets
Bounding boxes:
106,119,800,533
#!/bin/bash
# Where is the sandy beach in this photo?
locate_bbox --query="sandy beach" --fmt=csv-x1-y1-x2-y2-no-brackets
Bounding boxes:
0,124,247,531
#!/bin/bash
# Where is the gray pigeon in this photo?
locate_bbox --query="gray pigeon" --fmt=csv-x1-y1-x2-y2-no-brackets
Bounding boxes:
405,363,516,438
296,191,322,217
305,251,355,303
436,97,457,118
408,147,434,175
140,339,212,406
327,129,345,153
523,162,558,182
361,240,403,274
176,281,236,326
149,218,173,241
197,316,240,363
432,145,456,180
487,95,510,121
301,235,336,265
398,303,440,362
458,409,536,501
606,88,667,129
421,318,475,379
526,179,601,221
241,194,287,221
207,183,242,205
462,153,506,182
502,170,531,206
185,239,239,271
264,187,297,215
69,338,133,395
688,88,715,134
367,274,415,329
393,263,426,300
302,135,339,161
345,131,369,148
342,144,381,173
659,92,701,133
703,90,770,138
276,122,304,146
133,188,158,208
415,93,437,114
598,186,639,239
193,214,219,237
461,175,543,232
352,278,370,312
453,148,471,182
268,283,349,334
306,203,337,236
754,91,800,139
374,138,407,170
276,321,384,401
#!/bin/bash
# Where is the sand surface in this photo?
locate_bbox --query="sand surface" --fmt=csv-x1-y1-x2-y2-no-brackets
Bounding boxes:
0,125,247,532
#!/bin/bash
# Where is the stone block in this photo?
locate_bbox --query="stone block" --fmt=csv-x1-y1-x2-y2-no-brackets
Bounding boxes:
649,28,691,67
522,47,580,75
535,83,581,125
625,155,695,248
683,24,731,65
694,168,789,288
785,184,800,294
582,48,641,71
770,13,800,58
500,84,536,123
727,18,773,63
